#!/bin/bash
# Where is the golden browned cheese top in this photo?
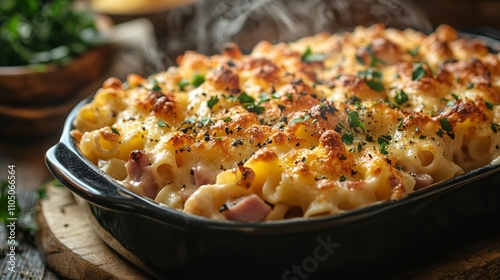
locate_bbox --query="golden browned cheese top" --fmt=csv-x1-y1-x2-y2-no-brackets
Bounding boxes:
73,24,500,221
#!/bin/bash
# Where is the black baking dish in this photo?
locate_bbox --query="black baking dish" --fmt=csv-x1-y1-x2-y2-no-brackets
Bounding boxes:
46,29,500,280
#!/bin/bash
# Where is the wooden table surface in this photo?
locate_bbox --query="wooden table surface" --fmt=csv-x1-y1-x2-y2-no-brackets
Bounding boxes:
1,7,500,279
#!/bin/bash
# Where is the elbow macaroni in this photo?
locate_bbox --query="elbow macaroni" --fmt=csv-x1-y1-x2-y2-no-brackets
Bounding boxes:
73,24,500,221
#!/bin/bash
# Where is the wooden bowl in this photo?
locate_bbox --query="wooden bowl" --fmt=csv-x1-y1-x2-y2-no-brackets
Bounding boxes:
0,45,113,107
0,44,115,138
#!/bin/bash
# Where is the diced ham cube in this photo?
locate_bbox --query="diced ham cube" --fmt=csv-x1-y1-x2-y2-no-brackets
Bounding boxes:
222,194,272,222
125,150,158,199
192,164,216,188
412,172,434,190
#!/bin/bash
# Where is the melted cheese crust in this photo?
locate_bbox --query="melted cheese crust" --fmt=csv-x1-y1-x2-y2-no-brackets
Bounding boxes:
73,24,500,221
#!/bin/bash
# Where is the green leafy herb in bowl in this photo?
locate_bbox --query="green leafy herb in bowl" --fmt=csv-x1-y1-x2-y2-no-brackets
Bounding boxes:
0,0,103,67
0,0,114,137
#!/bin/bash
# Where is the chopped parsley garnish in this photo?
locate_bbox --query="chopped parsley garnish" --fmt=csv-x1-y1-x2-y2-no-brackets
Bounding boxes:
237,92,265,114
199,117,213,127
467,82,475,89
394,89,409,105
148,78,162,92
289,115,310,124
110,126,120,136
340,154,347,160
192,74,205,88
407,46,420,57
222,116,232,122
358,68,382,79
491,123,500,133
347,111,365,133
339,175,347,182
337,112,366,147
183,116,195,124
436,129,444,137
158,119,169,128
397,118,404,131
355,54,365,65
301,47,327,63
441,97,455,107
341,133,354,145
244,103,265,114
442,93,459,106
366,79,385,92
357,142,363,153
258,92,271,103
257,92,279,104
412,63,426,81
357,44,385,67
439,118,452,131
238,92,256,104
178,79,190,90
357,68,385,92
485,101,493,110
377,135,391,155
207,95,219,109
347,96,362,108
301,47,312,61
439,118,455,139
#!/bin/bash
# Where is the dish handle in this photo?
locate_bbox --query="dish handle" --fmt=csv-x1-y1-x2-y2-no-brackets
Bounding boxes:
45,142,154,214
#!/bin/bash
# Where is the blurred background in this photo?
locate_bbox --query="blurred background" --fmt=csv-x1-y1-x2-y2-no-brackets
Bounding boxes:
78,0,500,72
89,0,500,57
416,0,500,30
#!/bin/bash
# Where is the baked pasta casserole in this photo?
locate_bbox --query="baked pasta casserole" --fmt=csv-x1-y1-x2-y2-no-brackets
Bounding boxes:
72,24,500,221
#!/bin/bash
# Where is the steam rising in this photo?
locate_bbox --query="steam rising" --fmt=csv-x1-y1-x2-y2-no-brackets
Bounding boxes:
157,0,432,65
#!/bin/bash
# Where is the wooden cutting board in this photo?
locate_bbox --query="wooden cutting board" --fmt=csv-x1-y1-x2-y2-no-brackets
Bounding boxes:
35,183,147,279
35,182,500,280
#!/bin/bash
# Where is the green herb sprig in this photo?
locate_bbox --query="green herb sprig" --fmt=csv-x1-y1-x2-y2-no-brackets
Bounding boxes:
301,47,327,63
0,0,102,66
377,135,391,155
357,68,385,92
233,92,265,114
394,89,409,105
412,63,426,81
356,44,385,67
438,118,455,139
